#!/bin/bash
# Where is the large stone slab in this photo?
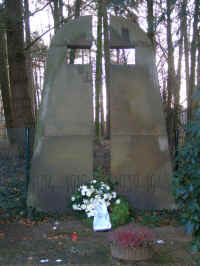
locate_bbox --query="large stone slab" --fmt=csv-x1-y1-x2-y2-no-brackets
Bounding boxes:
110,66,166,135
43,65,93,136
31,136,93,177
27,17,93,212
109,17,174,210
111,135,172,209
110,66,174,209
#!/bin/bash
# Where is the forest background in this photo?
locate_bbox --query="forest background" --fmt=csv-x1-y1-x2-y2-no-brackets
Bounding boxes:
0,0,199,163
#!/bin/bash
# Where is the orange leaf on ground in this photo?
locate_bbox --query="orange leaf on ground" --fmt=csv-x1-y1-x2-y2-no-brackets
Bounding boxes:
0,231,5,239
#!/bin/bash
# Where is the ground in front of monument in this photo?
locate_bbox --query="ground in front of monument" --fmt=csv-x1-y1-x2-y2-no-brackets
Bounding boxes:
0,215,199,266
0,140,199,265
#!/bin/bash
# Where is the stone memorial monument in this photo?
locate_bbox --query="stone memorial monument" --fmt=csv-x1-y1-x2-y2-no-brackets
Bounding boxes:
27,15,174,212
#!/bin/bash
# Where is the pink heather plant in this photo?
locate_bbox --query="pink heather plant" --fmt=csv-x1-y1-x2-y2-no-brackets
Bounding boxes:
108,225,154,247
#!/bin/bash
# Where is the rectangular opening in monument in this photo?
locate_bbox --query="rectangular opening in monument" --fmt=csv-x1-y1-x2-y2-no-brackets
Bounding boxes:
110,49,135,65
66,48,91,64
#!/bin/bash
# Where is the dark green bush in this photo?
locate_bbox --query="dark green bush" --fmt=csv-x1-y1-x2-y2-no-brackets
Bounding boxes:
110,197,130,228
0,177,49,222
173,110,200,251
0,178,27,220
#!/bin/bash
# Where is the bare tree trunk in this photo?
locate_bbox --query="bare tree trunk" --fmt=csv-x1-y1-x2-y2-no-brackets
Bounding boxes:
95,0,103,139
181,0,190,107
69,0,81,64
58,0,63,26
197,38,200,85
166,0,174,110
100,88,105,137
53,0,59,33
102,1,111,139
24,0,37,119
50,0,64,33
176,36,183,106
166,0,178,157
194,41,200,109
174,26,183,158
189,0,199,118
5,0,35,152
0,28,13,142
147,0,155,47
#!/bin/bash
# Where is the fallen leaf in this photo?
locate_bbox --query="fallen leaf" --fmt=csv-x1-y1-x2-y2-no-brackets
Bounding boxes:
0,231,4,239
22,236,32,240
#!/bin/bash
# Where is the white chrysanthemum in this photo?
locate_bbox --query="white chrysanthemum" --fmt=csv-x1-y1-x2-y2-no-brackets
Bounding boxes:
116,199,121,204
87,211,94,217
80,185,87,190
95,194,101,200
89,197,95,203
112,192,117,198
108,194,112,200
73,204,81,210
81,185,88,196
86,203,94,212
92,180,97,184
86,188,94,197
83,199,89,204
98,189,103,195
81,204,86,210
106,185,110,190
71,196,75,201
103,193,110,200
81,190,85,196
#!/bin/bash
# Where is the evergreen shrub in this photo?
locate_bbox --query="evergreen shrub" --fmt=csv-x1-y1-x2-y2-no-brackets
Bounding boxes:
173,110,200,251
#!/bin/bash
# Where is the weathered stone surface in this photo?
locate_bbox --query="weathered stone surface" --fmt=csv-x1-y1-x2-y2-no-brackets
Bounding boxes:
31,136,93,177
109,16,151,49
28,15,174,212
110,66,166,135
27,17,93,212
109,17,174,209
111,135,173,209
44,65,93,136
111,135,170,176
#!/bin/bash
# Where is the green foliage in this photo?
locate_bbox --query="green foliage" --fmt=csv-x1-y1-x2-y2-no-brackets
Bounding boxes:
0,178,27,221
0,177,49,223
139,212,161,227
93,166,118,189
129,208,181,227
173,111,200,251
110,197,130,228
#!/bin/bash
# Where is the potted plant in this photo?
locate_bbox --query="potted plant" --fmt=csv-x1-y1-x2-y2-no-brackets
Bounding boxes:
108,225,155,261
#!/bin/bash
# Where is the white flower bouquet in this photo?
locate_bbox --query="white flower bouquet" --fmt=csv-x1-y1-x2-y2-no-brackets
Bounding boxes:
71,179,121,219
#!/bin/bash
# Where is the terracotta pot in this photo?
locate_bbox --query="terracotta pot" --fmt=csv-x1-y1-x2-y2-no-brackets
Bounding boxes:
110,243,153,261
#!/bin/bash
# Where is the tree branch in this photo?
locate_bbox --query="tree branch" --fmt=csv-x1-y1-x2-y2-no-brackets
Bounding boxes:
25,0,96,51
